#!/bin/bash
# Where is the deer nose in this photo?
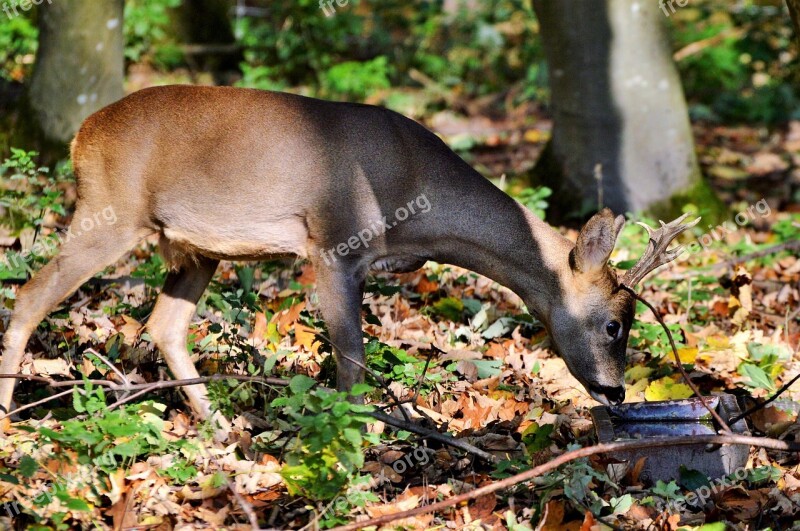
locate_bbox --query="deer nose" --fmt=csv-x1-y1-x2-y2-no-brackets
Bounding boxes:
598,385,625,405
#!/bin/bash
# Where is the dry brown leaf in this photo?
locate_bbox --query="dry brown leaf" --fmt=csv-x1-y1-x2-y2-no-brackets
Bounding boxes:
536,500,565,530
32,358,71,377
274,302,305,334
251,311,268,341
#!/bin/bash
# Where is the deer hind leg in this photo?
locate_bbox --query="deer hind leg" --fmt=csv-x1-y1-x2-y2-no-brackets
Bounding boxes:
0,215,147,420
145,255,223,428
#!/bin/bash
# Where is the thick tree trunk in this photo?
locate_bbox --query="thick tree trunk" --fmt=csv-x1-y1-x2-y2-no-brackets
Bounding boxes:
29,0,125,144
531,0,701,218
787,0,800,46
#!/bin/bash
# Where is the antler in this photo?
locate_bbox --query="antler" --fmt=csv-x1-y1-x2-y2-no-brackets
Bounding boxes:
621,213,701,288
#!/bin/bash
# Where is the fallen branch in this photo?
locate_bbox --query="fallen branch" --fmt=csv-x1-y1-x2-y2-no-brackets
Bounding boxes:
722,240,800,268
368,409,499,464
328,434,800,531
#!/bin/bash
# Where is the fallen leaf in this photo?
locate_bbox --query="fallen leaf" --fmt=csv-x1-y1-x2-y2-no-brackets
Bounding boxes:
645,377,693,401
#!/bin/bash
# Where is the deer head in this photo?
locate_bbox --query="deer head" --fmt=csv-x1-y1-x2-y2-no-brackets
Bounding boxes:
542,209,699,405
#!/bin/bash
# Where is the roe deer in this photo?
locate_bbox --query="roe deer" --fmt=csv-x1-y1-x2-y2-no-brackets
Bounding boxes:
0,85,698,427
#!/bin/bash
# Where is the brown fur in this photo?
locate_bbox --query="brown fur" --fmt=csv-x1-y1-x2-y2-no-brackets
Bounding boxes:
2,86,638,429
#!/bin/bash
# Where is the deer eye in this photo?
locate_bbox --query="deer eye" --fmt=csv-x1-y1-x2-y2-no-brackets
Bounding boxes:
606,320,621,339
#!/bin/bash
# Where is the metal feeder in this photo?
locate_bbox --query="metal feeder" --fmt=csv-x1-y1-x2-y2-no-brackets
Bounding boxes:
590,394,750,483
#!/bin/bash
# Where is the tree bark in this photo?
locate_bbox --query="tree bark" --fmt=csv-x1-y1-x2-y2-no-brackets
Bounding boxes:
531,0,701,218
787,0,800,47
29,0,125,144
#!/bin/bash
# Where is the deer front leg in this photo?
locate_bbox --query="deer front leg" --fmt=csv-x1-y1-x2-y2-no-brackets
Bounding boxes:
311,260,367,393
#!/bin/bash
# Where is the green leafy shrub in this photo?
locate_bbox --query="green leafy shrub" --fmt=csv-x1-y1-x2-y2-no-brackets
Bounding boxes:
366,338,443,389
124,0,182,63
320,56,392,100
671,3,800,123
0,148,66,234
36,382,187,473
271,375,377,500
514,186,552,220
0,11,37,81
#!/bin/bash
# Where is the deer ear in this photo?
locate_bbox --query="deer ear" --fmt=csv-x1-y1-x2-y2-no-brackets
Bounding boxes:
572,208,625,274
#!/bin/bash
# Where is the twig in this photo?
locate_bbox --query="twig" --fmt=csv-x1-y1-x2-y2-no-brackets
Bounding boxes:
730,371,800,425
84,348,128,385
0,388,74,420
721,240,800,268
660,241,800,282
327,433,800,531
0,373,291,389
619,286,732,434
369,409,499,464
410,346,437,405
0,374,289,420
673,26,746,61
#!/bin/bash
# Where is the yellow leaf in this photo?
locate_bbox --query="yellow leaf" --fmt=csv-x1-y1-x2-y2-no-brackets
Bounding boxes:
706,335,730,349
677,347,698,364
293,323,321,354
625,365,653,383
523,129,544,143
644,377,693,401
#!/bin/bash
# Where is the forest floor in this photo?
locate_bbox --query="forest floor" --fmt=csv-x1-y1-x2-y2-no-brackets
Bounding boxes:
0,94,799,530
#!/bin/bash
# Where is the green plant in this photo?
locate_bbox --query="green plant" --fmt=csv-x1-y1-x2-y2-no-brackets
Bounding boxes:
538,444,622,516
320,56,392,100
0,148,66,233
628,315,685,358
670,4,800,124
514,186,552,220
737,342,790,392
0,11,37,81
36,382,182,474
124,0,182,63
271,375,377,500
365,338,444,389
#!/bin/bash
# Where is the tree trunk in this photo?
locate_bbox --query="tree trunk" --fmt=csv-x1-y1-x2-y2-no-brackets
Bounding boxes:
787,0,800,46
29,0,125,144
531,0,701,219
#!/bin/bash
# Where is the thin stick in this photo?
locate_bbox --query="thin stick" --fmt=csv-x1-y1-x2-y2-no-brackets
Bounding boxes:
619,286,732,434
368,409,499,464
730,371,800,424
327,433,800,531
84,348,129,386
722,240,800,267
411,346,437,403
0,388,74,420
